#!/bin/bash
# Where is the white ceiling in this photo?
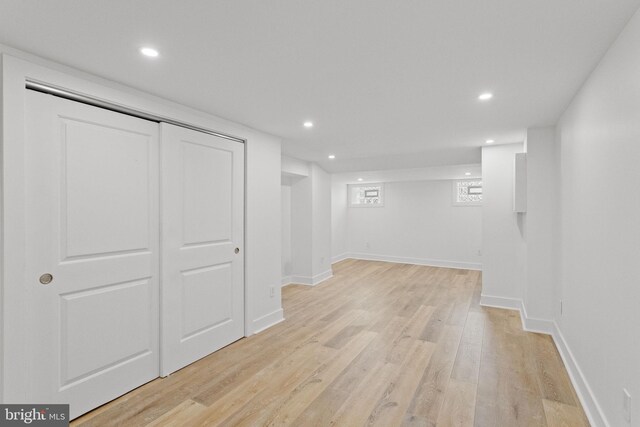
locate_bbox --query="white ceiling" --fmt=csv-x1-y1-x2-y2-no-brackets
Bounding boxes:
1,1,638,172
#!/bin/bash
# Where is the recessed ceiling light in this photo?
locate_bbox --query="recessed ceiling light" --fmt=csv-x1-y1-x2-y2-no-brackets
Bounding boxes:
140,47,159,58
303,121,313,128
465,172,471,176
478,92,493,101
357,178,363,182
328,154,335,159
485,139,495,144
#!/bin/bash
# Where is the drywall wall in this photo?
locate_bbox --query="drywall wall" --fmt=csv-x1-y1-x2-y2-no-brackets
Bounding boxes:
481,143,526,301
310,164,333,279
555,8,640,425
290,171,313,281
345,179,482,269
479,131,560,323
245,130,284,333
281,184,292,282
282,155,309,177
331,178,348,262
523,127,559,322
331,165,482,266
287,161,333,285
333,164,481,185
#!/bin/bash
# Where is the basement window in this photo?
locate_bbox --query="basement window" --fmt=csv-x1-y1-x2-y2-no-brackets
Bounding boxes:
349,183,384,207
453,180,482,206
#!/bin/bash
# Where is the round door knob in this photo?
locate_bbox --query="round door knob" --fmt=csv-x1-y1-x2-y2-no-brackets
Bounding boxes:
39,273,53,285
234,247,240,254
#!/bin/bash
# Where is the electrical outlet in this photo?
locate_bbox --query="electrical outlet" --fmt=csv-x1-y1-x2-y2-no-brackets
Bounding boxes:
623,388,631,423
269,286,275,298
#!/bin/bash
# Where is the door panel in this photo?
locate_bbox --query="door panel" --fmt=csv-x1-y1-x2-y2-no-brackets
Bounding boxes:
60,279,153,387
61,118,152,258
181,263,233,339
181,141,233,245
161,123,244,376
24,90,160,419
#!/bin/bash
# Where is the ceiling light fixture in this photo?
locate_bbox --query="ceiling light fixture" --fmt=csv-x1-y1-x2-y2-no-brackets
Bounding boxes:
140,47,159,58
303,121,313,128
328,154,335,159
357,178,363,182
486,139,495,144
478,92,493,101
465,172,471,176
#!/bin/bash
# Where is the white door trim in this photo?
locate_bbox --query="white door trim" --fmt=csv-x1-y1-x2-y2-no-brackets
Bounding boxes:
0,54,252,402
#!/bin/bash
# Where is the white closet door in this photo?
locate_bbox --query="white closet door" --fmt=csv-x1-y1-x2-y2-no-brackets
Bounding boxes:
160,123,245,376
23,91,160,418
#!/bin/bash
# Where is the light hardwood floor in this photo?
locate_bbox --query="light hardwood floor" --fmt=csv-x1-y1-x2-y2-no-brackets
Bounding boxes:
72,259,589,426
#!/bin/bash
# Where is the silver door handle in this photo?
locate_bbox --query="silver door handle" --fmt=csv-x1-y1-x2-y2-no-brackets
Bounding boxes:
234,248,240,254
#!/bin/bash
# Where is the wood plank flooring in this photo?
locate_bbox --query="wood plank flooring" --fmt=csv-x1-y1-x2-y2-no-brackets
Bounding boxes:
72,259,589,427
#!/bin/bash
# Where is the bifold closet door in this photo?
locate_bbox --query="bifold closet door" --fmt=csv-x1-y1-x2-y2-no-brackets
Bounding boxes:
160,123,245,376
22,90,160,418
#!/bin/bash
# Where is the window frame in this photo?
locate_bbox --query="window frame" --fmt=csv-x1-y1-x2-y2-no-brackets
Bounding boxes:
348,182,385,208
452,179,482,207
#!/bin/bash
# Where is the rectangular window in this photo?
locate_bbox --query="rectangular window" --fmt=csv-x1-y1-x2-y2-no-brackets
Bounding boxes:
453,180,482,206
349,183,384,207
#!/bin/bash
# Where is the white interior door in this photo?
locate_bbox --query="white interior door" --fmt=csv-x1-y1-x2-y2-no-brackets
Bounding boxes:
23,91,160,418
160,123,245,376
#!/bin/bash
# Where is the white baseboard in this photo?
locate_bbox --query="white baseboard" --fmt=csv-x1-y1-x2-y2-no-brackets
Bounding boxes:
311,269,333,285
289,269,333,286
519,301,555,335
251,308,284,335
348,252,482,271
281,276,291,286
479,294,521,310
479,295,554,334
331,253,350,264
480,294,606,427
290,275,309,284
551,322,609,427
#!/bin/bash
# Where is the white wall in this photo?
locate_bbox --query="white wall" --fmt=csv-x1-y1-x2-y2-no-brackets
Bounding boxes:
281,184,292,282
343,179,482,270
282,155,310,177
290,173,313,281
331,164,482,268
244,131,284,333
331,178,348,262
332,164,481,185
555,8,640,425
523,127,558,321
481,143,526,301
310,164,333,278
286,161,333,285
